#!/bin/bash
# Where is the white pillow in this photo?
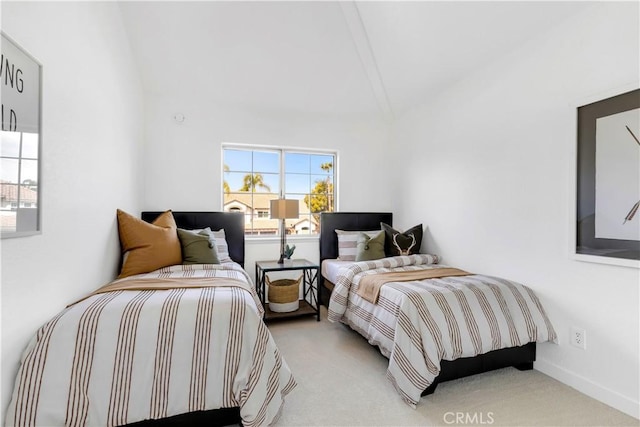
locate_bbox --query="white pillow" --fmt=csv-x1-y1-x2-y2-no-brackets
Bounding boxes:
210,228,232,263
192,227,233,263
335,229,381,261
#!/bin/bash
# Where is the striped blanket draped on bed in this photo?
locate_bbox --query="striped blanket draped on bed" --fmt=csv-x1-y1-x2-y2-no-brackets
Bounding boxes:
6,263,296,427
327,255,556,407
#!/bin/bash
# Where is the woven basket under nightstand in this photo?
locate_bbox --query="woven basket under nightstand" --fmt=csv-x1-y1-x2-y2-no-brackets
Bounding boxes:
266,275,301,313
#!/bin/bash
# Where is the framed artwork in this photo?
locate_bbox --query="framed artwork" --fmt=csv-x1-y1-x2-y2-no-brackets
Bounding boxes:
576,88,639,262
1,32,42,238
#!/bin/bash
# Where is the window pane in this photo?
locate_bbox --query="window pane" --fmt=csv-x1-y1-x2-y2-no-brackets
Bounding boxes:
311,174,332,186
292,213,317,235
20,185,38,208
252,193,279,236
224,172,250,193
285,152,310,174
1,180,18,208
22,133,39,159
257,172,279,194
310,155,334,174
224,149,252,172
326,194,335,213
226,171,279,194
224,192,281,235
0,210,16,234
285,173,310,194
1,158,18,183
253,151,279,173
1,131,20,157
224,193,250,212
305,191,333,213
21,159,38,184
308,175,333,212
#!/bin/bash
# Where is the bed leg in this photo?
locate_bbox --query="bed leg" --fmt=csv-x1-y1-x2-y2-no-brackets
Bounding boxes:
421,381,439,396
514,362,534,371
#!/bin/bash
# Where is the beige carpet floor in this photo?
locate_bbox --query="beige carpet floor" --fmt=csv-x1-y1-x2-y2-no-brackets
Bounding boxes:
268,308,638,427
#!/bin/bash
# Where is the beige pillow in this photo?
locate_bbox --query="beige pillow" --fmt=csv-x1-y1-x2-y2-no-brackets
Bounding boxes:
117,209,182,278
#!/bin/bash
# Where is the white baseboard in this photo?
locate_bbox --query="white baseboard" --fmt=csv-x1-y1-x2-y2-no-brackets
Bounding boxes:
535,358,640,420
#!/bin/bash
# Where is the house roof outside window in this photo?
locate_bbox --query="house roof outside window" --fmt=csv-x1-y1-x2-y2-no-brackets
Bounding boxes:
223,192,319,234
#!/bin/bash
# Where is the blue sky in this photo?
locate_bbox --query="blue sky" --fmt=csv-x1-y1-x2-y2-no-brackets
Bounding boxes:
224,148,333,200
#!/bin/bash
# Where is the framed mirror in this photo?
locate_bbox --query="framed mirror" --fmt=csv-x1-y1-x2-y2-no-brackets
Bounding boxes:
1,32,42,238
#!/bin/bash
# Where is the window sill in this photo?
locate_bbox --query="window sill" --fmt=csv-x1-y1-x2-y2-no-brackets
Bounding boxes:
246,235,319,244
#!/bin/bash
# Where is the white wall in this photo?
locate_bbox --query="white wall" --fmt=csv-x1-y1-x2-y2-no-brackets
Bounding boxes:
3,0,636,421
0,2,144,414
142,94,394,275
393,3,639,418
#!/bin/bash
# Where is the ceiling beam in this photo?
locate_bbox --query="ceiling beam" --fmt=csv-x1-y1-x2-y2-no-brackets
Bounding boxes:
340,1,394,120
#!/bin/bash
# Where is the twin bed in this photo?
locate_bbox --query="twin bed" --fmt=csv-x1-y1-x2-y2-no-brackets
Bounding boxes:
319,212,556,406
5,211,295,427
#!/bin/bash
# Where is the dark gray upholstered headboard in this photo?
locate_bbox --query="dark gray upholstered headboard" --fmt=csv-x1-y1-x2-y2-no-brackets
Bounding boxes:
319,212,393,264
318,212,392,298
141,211,245,267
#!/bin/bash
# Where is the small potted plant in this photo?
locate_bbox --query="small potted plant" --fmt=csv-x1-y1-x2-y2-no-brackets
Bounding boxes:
283,244,296,261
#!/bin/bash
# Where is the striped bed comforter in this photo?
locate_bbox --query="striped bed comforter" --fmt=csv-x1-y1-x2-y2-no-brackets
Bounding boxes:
327,255,556,407
5,263,296,427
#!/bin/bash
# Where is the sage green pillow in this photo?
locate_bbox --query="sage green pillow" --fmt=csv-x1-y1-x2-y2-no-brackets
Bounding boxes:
356,231,386,262
177,228,220,265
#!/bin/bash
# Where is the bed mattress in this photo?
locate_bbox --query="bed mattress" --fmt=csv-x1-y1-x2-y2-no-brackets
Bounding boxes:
321,259,354,285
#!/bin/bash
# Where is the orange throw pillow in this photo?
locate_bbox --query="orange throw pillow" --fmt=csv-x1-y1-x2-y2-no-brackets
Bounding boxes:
116,209,182,278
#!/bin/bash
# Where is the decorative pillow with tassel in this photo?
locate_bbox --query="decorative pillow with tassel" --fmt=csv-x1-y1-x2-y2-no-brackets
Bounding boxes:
356,230,386,261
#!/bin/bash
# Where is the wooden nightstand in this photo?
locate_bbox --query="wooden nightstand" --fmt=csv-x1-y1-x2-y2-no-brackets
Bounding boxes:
255,259,320,321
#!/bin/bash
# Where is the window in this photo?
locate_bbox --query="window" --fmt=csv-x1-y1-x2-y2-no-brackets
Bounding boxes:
223,146,336,236
1,132,40,235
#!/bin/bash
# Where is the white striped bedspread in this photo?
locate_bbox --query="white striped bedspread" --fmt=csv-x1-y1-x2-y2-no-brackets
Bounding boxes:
6,263,296,427
327,255,556,407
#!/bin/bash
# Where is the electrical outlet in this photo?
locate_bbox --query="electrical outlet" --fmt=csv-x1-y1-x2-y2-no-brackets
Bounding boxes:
570,327,586,350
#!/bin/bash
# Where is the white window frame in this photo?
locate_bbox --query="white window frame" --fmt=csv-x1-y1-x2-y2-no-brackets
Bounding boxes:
222,143,338,239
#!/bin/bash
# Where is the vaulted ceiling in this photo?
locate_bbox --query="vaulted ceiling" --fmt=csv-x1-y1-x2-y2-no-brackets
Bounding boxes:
119,1,594,118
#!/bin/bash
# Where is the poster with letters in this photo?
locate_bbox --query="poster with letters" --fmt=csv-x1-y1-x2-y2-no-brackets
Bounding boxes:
1,32,42,237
